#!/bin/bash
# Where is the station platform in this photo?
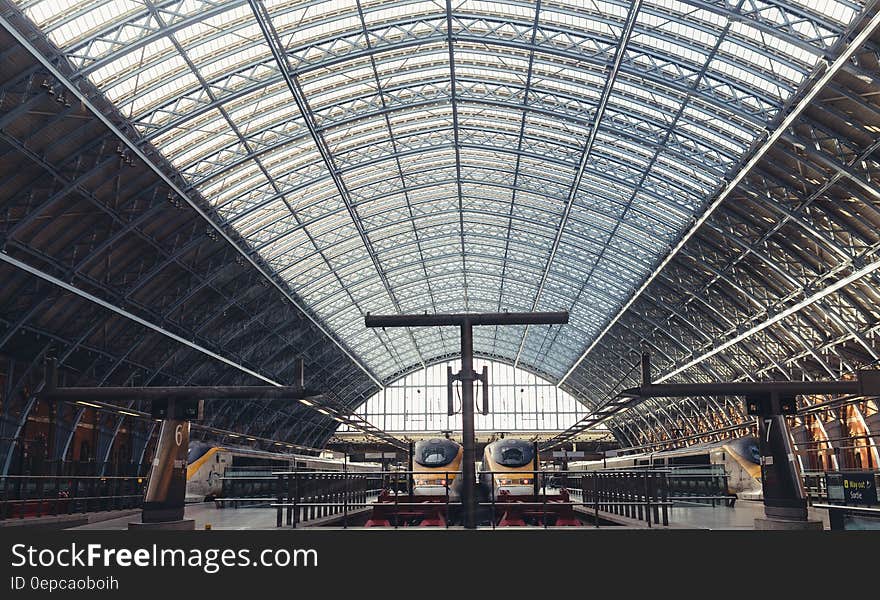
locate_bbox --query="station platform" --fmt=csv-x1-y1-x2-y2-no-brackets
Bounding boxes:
68,500,832,530
72,503,282,531
1,508,142,530
582,500,830,530
665,501,830,530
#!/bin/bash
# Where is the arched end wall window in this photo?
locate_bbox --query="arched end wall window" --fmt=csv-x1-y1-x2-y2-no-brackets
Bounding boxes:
340,359,593,433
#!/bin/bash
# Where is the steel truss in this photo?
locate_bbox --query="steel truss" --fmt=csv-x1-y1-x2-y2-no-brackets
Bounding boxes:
0,0,878,458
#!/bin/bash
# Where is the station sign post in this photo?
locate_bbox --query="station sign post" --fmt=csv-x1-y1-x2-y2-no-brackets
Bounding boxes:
134,398,205,529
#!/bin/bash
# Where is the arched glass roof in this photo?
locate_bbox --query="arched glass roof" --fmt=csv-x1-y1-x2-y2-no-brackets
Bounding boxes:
13,0,865,383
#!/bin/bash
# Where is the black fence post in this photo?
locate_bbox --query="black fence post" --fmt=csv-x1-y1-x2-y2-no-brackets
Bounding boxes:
85,478,94,514
490,470,496,530
343,473,349,529
292,474,299,528
444,471,450,529
276,474,283,528
286,474,293,526
652,473,660,524
661,472,669,526
70,478,78,514
35,478,44,517
542,470,548,529
52,477,60,515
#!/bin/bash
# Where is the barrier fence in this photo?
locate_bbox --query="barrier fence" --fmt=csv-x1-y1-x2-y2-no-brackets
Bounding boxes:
7,467,872,527
270,472,384,527
211,467,737,528
0,475,144,520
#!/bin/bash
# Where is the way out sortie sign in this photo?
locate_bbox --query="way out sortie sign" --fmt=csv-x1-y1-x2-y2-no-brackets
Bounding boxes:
825,472,878,506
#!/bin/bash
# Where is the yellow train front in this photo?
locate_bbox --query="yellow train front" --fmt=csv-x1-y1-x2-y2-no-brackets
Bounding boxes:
480,438,537,499
412,438,464,499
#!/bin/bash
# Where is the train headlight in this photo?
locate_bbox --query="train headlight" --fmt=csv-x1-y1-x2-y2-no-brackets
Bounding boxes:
520,478,533,485
497,478,513,485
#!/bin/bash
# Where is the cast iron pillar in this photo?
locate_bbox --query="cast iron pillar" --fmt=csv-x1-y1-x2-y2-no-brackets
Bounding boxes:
131,398,203,530
458,320,477,529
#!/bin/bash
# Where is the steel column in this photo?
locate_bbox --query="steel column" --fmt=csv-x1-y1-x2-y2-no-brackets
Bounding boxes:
365,311,568,528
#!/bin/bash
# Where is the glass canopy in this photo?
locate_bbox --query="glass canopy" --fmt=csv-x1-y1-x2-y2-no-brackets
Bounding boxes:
15,0,864,383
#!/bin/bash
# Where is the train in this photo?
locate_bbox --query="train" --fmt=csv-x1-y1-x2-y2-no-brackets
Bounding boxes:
568,435,763,498
185,441,376,502
480,438,538,499
412,438,464,498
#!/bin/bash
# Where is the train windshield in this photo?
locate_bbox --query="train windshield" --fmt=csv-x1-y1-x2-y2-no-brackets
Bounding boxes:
422,452,447,466
502,448,525,464
492,441,534,468
414,439,459,468
187,443,212,465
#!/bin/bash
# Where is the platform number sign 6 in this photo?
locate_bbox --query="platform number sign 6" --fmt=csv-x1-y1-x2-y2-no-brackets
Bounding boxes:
175,424,184,447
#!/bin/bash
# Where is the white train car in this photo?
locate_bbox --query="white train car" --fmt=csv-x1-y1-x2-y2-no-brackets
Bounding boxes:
185,442,377,502
568,436,763,498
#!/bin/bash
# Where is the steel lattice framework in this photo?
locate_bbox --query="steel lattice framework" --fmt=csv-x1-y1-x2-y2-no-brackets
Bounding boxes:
0,0,879,462
12,0,866,378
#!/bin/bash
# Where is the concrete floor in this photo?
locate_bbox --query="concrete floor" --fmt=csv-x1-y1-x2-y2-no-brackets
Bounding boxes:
666,500,830,530
70,499,832,530
71,503,282,530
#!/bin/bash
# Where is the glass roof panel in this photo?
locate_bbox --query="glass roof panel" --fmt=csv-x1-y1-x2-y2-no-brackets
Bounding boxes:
13,0,867,390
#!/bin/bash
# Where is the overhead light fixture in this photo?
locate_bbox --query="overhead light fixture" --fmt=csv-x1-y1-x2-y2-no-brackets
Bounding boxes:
76,401,102,409
118,410,141,417
299,398,315,406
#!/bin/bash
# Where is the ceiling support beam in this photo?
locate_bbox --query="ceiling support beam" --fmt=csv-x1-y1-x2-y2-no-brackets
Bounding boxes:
514,0,643,369
0,251,403,446
655,257,880,383
247,0,425,371
445,0,471,311
0,12,382,389
558,6,880,387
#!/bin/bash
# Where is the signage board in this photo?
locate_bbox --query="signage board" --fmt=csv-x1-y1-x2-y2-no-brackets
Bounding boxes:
150,398,203,421
552,451,585,458
826,472,878,505
842,472,877,505
365,452,397,459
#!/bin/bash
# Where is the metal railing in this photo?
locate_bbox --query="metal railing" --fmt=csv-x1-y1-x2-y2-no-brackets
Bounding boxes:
802,470,829,501
214,467,738,528
565,471,670,527
0,465,741,526
0,475,145,520
5,465,873,526
270,471,386,527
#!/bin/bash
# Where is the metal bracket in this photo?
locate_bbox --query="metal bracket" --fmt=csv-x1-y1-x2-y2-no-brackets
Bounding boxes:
858,370,880,396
